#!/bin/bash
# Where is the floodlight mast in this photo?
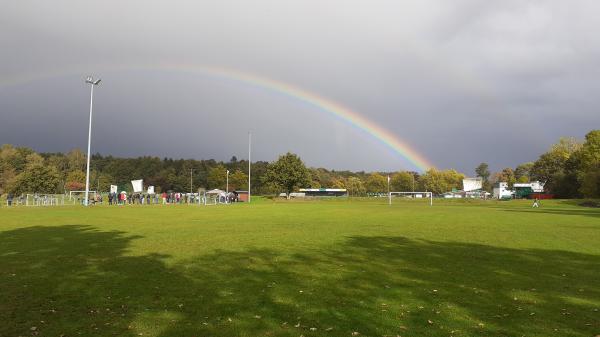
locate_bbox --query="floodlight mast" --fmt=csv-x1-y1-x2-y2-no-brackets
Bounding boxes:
248,132,251,203
84,75,101,207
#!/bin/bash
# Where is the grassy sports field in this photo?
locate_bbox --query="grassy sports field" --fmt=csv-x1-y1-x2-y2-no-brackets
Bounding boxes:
0,198,598,337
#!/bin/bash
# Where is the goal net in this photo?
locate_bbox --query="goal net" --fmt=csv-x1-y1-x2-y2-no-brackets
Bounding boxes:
69,191,98,204
389,191,433,206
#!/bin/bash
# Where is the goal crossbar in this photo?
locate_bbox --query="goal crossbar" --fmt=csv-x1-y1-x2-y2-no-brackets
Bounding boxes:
389,191,433,206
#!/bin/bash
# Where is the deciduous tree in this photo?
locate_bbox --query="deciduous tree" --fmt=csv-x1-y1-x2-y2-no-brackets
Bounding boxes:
65,170,86,191
9,164,61,194
531,137,582,197
390,171,415,191
475,163,490,182
262,153,311,197
346,177,366,196
514,162,534,183
207,165,227,190
576,130,600,197
229,170,248,190
419,168,464,194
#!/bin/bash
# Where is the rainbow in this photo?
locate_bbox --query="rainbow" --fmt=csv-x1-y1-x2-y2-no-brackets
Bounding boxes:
0,64,435,171
156,64,434,171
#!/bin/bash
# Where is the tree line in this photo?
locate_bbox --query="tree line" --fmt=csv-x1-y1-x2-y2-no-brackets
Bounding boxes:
0,129,597,197
473,130,599,198
0,147,466,196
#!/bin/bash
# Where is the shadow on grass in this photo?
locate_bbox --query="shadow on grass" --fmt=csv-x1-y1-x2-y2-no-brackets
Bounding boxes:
502,207,600,219
1,226,598,337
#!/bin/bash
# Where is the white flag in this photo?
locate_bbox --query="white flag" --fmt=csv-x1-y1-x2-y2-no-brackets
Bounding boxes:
131,179,143,193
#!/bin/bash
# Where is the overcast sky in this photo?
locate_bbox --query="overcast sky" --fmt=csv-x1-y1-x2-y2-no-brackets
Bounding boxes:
1,1,598,174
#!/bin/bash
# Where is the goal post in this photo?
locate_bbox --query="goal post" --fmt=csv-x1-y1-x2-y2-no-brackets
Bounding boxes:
69,190,97,204
389,191,433,206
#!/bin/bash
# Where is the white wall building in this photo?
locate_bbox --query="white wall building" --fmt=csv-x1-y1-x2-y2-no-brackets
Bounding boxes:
513,181,545,193
493,182,513,199
463,178,483,192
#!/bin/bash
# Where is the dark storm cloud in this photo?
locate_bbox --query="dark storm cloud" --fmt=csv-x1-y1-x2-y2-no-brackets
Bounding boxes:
1,0,599,173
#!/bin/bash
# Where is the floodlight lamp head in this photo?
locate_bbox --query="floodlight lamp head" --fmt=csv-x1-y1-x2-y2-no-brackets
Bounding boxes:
85,76,101,85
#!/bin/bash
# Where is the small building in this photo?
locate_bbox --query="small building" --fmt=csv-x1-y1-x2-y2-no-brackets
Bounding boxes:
513,181,547,199
235,190,249,202
493,182,513,199
299,188,348,197
442,191,463,198
442,190,491,199
278,192,306,198
513,181,544,193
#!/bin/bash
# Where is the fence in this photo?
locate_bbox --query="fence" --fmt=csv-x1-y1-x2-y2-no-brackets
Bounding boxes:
2,191,242,207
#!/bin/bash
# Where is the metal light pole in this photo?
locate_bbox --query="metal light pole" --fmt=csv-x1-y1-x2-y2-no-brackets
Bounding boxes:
84,76,101,206
248,132,251,203
226,170,229,194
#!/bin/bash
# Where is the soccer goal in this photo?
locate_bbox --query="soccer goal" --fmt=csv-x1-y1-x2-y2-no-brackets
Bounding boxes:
68,191,97,204
389,191,433,206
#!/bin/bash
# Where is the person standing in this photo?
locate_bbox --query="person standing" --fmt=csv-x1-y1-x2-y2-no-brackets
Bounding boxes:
532,197,540,208
7,192,13,206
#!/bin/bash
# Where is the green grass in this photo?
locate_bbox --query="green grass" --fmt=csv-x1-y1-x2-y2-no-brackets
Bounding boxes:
0,198,599,337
